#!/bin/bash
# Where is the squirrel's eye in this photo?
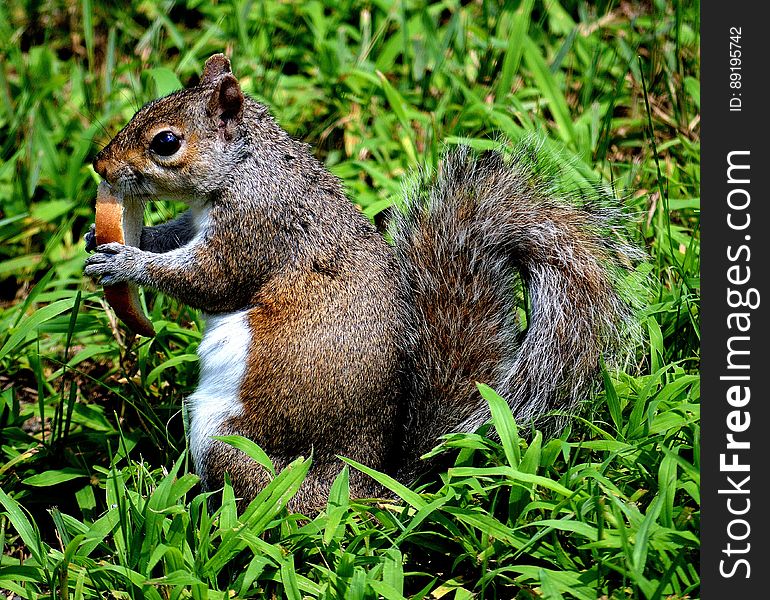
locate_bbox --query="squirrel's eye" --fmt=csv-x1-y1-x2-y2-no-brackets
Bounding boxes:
150,131,181,156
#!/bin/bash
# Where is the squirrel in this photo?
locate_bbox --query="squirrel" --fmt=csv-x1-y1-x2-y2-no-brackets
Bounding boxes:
85,54,645,514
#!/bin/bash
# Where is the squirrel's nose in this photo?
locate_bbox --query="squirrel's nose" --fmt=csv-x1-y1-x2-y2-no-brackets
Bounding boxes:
93,154,110,180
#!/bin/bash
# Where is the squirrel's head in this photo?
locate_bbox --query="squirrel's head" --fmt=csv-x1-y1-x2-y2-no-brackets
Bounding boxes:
93,54,266,201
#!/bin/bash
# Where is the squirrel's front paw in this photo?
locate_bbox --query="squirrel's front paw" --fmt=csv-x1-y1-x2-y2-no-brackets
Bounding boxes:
84,223,97,253
84,242,144,286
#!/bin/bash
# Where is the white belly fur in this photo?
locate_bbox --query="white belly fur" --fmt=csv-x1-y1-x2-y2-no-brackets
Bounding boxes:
186,309,251,477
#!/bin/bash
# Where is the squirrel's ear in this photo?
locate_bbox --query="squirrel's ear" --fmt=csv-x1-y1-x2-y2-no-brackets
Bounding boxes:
208,74,244,128
201,53,232,85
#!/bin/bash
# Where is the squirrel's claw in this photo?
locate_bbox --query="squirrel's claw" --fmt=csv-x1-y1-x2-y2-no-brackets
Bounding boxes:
84,243,142,286
94,242,127,254
84,223,97,253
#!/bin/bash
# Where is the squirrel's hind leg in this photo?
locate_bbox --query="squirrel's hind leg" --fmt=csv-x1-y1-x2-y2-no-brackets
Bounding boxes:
197,439,384,515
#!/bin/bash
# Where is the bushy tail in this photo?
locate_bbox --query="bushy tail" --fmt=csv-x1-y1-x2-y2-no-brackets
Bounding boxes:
389,144,646,473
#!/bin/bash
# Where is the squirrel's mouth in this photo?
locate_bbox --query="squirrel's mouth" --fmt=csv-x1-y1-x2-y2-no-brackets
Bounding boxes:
105,174,156,201
100,171,199,205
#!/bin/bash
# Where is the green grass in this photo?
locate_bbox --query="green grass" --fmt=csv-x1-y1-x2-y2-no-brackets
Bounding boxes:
0,0,700,598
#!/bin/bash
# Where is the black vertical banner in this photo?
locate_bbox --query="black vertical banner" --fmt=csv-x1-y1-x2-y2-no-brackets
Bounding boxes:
701,3,769,597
